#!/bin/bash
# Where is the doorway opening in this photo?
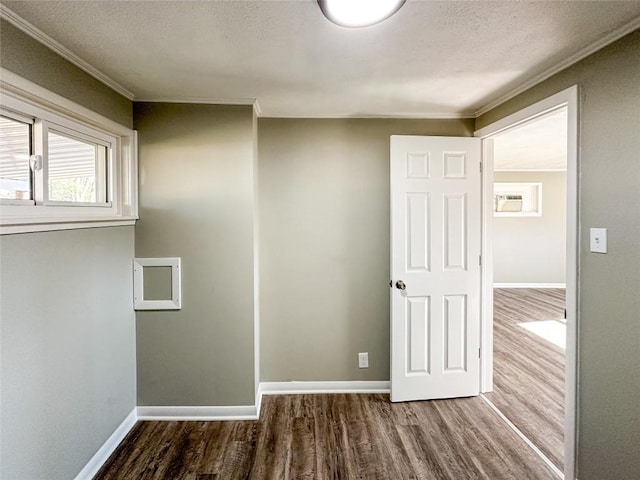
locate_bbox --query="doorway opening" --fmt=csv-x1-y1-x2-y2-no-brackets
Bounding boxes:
487,107,568,475
475,86,579,480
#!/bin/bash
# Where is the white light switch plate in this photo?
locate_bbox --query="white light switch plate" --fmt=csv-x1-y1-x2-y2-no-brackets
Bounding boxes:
590,228,607,253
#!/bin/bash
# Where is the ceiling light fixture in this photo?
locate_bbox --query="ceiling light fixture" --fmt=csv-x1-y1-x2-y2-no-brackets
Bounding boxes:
318,0,406,28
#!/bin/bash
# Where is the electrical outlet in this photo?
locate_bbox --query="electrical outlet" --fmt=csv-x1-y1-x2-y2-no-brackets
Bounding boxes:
358,352,369,368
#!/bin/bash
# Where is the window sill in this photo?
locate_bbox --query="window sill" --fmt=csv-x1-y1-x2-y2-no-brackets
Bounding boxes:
0,216,138,235
494,212,543,218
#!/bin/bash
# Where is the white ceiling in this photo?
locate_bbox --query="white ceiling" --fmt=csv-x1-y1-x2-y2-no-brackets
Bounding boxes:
492,107,567,171
1,0,640,117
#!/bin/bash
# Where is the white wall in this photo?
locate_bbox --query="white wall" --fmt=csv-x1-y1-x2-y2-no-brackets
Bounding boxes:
493,171,566,284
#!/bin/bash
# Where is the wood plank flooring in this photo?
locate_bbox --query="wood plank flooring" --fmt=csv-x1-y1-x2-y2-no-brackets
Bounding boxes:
485,288,566,471
95,394,557,479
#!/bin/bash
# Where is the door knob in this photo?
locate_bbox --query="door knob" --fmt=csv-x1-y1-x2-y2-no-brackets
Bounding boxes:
395,280,406,290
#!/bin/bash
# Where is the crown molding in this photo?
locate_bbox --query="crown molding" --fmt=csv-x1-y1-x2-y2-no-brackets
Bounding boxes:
0,4,135,100
253,99,263,117
134,97,258,106
260,112,475,119
133,101,471,119
0,68,132,134
132,101,473,119
475,15,640,118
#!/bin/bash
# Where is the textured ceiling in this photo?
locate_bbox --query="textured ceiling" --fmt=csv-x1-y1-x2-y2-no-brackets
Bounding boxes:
493,108,567,171
2,0,640,117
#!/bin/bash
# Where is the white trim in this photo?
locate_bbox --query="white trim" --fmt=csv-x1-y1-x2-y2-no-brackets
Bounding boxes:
259,381,390,395
260,112,474,119
475,89,574,139
0,218,137,235
0,70,139,235
475,85,579,480
564,84,580,480
136,405,258,421
256,383,265,418
1,69,132,135
135,97,257,106
133,257,182,310
76,383,388,474
480,138,494,393
495,169,567,173
0,5,134,100
253,99,263,117
252,109,261,402
481,395,563,479
493,283,566,289
73,408,137,480
474,16,640,117
137,381,389,421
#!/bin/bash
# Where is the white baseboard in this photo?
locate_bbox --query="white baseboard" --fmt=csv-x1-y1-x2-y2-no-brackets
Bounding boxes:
259,380,390,395
74,408,137,480
136,382,390,421
136,404,259,421
493,283,566,289
76,381,390,477
481,395,564,479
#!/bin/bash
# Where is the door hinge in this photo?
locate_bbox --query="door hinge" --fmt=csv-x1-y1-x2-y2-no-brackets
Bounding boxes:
479,255,482,266
479,348,481,358
480,161,483,173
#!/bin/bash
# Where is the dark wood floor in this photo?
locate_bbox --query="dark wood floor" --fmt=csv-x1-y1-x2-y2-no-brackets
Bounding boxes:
485,288,565,471
95,393,557,479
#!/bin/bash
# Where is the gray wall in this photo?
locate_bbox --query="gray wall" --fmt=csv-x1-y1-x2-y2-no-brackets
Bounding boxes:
493,171,566,284
258,118,474,381
0,20,136,479
477,30,640,480
134,103,256,406
0,19,133,128
0,227,136,479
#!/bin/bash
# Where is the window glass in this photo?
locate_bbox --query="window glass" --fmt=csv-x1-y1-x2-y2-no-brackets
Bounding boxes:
0,115,32,200
47,130,106,203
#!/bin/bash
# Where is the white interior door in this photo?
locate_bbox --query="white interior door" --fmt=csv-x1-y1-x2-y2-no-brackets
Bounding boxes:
390,135,481,402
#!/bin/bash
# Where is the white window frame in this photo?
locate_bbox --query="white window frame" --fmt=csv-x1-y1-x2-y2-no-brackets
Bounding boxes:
0,108,34,206
0,68,137,234
38,120,113,207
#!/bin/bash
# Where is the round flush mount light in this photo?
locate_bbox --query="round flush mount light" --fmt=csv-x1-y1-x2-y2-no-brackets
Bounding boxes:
318,0,406,28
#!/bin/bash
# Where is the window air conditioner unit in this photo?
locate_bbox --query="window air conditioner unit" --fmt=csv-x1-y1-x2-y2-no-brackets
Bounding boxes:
495,194,523,212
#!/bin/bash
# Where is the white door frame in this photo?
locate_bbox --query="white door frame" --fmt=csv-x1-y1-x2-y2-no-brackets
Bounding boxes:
474,85,579,480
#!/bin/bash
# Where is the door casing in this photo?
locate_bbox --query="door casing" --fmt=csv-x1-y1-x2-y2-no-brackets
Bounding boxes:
474,85,579,480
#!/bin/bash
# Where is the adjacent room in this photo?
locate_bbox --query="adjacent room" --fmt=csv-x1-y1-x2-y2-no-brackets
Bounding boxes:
485,107,569,473
1,2,639,479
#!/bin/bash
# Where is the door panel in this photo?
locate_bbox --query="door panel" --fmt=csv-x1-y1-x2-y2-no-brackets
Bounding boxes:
391,135,481,402
407,296,430,374
407,193,430,271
